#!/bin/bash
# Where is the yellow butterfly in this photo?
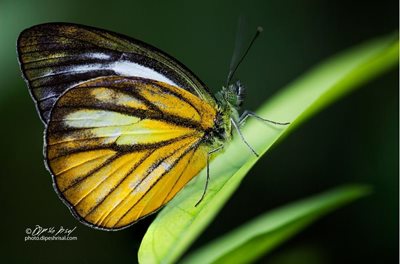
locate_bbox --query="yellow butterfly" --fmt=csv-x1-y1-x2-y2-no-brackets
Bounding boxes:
17,23,288,230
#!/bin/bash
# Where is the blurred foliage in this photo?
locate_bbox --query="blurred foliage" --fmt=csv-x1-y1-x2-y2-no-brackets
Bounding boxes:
0,0,398,263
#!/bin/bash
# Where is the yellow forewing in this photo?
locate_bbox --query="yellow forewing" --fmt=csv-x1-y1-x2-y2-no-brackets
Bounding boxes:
45,76,217,230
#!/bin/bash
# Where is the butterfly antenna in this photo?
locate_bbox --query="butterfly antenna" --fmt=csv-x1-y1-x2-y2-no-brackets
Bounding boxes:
226,26,263,86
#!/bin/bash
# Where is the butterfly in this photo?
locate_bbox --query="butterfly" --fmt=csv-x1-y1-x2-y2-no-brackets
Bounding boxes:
17,23,288,230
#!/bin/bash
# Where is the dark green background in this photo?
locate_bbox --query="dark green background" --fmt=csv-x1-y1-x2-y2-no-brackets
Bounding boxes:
1,0,398,263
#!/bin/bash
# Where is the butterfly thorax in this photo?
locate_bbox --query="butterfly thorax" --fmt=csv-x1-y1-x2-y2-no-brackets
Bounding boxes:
204,109,233,147
204,81,245,148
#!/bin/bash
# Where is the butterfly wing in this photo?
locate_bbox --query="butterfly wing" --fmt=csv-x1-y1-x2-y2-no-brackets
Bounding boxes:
46,76,217,230
17,22,216,123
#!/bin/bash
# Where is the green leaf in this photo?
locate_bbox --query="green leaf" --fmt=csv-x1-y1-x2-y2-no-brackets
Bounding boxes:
138,34,398,264
181,185,371,264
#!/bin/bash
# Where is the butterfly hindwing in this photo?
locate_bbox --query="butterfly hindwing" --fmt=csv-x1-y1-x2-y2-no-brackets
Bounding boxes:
17,23,216,123
45,76,216,230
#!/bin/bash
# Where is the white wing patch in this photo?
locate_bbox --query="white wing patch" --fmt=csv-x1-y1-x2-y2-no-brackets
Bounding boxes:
39,60,178,87
88,52,112,60
65,109,140,128
112,60,178,87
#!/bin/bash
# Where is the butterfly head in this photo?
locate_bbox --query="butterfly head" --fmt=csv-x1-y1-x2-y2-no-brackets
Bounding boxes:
217,80,246,110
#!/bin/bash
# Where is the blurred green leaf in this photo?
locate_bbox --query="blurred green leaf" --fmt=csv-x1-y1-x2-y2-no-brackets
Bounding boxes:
138,35,398,264
182,185,371,264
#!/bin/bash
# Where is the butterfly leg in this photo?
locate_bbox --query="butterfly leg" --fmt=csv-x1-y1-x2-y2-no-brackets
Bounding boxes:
195,145,224,207
239,110,290,126
231,118,259,157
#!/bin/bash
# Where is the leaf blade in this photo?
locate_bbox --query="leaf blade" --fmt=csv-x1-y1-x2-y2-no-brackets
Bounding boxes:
138,34,398,264
182,185,371,264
